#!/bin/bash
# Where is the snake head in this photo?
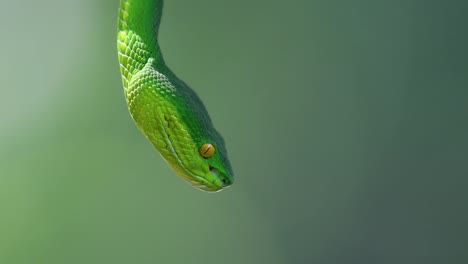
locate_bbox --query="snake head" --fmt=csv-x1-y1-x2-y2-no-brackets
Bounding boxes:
126,63,233,192
166,139,234,192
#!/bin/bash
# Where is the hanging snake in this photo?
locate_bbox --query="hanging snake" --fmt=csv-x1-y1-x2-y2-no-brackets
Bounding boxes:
117,0,233,192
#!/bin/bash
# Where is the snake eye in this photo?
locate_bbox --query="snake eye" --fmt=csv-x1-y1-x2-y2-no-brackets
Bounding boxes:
199,143,215,158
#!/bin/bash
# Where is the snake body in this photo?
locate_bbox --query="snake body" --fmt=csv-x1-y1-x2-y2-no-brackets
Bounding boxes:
117,0,233,192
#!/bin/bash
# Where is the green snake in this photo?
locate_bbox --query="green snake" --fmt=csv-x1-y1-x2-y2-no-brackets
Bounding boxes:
117,0,233,192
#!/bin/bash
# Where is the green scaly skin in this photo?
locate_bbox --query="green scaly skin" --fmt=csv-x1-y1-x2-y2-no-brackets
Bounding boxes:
117,0,233,192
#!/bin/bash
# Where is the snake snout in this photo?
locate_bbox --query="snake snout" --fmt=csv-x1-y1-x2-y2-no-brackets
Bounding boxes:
209,166,233,188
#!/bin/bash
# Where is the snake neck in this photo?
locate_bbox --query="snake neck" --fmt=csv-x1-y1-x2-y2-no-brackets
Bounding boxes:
119,0,163,38
118,0,166,75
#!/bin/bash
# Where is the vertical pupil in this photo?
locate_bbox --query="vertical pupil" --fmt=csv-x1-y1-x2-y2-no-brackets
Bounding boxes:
200,143,215,158
203,145,211,154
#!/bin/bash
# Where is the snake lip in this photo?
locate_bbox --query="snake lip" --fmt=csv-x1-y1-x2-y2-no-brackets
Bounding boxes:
184,166,230,192
191,174,222,192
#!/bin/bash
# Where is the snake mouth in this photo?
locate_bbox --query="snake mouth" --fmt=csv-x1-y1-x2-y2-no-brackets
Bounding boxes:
180,166,232,192
189,175,223,192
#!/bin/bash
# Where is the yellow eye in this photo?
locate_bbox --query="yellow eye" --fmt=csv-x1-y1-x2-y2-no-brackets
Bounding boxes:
199,143,215,158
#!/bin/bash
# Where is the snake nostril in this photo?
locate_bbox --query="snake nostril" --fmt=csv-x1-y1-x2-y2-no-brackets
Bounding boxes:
221,178,227,184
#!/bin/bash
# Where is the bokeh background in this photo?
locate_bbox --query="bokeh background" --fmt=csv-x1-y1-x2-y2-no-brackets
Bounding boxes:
1,0,467,263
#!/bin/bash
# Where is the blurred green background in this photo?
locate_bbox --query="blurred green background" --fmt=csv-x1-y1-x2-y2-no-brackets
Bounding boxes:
1,0,467,263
